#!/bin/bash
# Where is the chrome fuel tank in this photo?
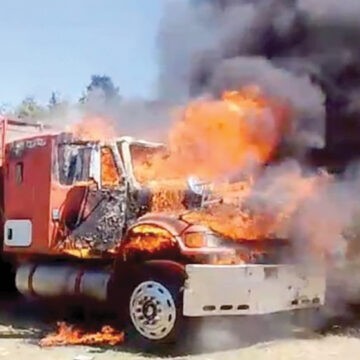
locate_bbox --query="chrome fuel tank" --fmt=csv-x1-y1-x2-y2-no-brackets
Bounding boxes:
15,263,111,302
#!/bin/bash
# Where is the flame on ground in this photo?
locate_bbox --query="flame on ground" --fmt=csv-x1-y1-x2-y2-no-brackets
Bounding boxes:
39,322,124,347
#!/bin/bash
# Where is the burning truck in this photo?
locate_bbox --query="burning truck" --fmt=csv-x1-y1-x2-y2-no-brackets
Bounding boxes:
0,90,326,344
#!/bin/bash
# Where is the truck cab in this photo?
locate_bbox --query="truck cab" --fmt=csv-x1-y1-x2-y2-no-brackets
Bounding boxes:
3,133,164,258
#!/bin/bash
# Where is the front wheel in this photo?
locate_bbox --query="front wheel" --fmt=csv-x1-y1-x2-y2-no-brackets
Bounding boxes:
129,280,177,341
127,265,185,345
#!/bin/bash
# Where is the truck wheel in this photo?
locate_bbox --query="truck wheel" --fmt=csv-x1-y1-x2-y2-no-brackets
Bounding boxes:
127,267,184,345
130,280,177,341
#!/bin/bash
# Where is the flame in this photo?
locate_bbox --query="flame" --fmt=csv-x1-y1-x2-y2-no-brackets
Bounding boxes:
66,116,121,186
39,322,124,347
129,88,312,245
133,87,288,184
183,168,329,241
150,182,186,212
101,146,121,186
122,225,177,257
59,87,329,255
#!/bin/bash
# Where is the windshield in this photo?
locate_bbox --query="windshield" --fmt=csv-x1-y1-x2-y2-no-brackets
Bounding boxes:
129,143,167,184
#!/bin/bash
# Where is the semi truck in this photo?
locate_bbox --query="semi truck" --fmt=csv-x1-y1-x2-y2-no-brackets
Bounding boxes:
0,117,325,343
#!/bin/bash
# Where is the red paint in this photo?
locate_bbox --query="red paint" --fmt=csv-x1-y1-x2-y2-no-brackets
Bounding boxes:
2,134,92,256
3,135,54,255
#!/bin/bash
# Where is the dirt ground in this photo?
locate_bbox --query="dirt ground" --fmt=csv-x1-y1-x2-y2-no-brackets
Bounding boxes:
1,328,360,360
0,301,360,360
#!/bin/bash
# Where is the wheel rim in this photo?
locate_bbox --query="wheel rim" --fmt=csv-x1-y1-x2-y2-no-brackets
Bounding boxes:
129,280,176,340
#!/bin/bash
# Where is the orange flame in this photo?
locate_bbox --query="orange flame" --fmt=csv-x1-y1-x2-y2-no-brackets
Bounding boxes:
122,225,177,257
66,116,121,186
133,87,288,184
61,88,326,252
183,168,329,241
128,88,301,244
150,183,186,212
39,322,124,347
101,146,121,186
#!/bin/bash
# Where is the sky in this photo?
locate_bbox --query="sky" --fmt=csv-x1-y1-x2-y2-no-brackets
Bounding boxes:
0,0,164,107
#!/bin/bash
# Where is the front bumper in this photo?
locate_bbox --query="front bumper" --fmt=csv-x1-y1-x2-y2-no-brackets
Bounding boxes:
183,264,326,317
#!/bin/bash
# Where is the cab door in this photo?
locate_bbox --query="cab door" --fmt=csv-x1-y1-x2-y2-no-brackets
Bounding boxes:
51,143,127,254
49,142,100,249
3,136,53,254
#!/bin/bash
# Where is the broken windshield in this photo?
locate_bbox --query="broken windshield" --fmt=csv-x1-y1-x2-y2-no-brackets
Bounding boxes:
129,143,167,184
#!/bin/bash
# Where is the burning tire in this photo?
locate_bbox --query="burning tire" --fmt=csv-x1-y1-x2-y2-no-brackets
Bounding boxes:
126,262,185,344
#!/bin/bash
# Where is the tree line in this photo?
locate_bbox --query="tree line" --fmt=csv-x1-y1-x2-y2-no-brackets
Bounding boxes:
1,75,121,122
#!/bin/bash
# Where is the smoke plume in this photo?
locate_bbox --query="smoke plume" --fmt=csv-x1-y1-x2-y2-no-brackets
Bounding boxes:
158,0,360,151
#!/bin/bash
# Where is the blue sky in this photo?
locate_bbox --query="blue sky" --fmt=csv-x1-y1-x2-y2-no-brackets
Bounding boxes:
0,0,164,107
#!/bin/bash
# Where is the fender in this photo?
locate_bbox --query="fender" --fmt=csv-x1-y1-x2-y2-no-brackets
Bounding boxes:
124,214,234,257
126,214,191,238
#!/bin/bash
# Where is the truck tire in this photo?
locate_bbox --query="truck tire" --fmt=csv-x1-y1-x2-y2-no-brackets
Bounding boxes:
126,264,185,346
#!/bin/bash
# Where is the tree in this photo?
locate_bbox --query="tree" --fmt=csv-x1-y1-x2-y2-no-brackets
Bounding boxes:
46,91,71,126
79,75,121,104
48,91,60,110
16,97,46,121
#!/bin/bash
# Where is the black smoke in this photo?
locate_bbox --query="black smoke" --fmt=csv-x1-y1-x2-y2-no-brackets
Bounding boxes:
158,0,360,167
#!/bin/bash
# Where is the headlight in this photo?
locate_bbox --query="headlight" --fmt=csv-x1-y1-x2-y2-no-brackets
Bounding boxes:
183,231,222,248
183,232,206,248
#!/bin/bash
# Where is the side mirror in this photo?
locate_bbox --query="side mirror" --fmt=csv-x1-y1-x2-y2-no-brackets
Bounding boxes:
187,176,206,196
186,176,222,209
